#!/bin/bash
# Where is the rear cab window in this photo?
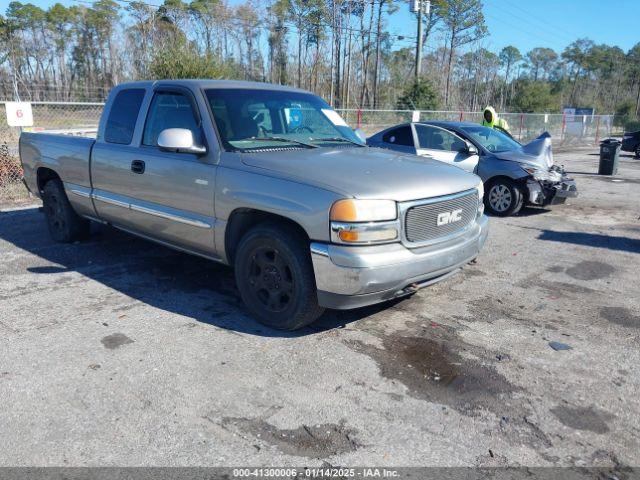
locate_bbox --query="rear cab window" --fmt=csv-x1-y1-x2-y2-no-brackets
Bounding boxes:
104,89,145,144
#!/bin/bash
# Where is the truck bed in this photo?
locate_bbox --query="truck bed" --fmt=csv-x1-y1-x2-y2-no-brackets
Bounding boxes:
20,132,95,198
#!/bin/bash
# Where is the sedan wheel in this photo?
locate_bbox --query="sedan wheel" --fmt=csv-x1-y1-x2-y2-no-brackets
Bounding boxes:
489,184,512,213
484,178,524,217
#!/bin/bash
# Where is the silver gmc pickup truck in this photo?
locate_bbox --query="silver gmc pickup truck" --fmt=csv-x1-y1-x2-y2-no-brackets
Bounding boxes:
20,80,489,330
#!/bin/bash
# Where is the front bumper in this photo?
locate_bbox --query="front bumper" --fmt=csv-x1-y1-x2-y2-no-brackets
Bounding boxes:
526,176,578,206
310,215,489,310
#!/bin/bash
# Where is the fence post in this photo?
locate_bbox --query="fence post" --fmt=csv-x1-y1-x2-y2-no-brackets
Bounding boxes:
561,113,566,142
518,114,524,141
594,116,600,146
356,108,362,129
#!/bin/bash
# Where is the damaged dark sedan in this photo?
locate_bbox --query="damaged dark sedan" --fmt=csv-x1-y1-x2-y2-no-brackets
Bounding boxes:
367,121,578,216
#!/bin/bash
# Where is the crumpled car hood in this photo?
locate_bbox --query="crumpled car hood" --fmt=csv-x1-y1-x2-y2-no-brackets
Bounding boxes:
493,133,554,170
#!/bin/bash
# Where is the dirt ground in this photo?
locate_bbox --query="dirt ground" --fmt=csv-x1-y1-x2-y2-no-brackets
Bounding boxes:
0,148,638,471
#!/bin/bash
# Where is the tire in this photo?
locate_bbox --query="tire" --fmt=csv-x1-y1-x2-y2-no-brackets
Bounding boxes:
42,179,90,242
234,223,324,330
484,178,524,217
635,146,640,159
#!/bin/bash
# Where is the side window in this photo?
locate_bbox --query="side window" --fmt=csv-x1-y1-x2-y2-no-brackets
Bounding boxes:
142,92,202,147
382,126,414,146
104,89,145,144
416,125,466,152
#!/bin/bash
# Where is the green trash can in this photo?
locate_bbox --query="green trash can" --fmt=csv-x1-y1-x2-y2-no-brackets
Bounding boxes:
598,139,620,175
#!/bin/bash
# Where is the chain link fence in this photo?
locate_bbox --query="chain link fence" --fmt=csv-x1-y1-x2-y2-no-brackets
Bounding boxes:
0,101,617,204
337,109,616,146
0,101,102,204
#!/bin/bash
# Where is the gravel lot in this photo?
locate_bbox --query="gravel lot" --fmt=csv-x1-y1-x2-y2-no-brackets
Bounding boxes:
0,148,638,469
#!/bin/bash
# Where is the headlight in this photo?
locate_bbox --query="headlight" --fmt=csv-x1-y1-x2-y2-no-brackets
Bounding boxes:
331,221,398,244
520,164,551,181
330,199,397,222
330,199,398,244
476,181,484,202
476,181,485,215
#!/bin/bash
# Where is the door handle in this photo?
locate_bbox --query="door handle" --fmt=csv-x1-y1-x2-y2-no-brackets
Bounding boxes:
131,160,145,174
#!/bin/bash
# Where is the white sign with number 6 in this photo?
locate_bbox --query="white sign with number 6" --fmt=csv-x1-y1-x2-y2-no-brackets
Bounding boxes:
6,101,34,127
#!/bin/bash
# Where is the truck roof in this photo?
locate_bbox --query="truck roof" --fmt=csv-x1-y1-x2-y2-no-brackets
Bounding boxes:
116,79,312,94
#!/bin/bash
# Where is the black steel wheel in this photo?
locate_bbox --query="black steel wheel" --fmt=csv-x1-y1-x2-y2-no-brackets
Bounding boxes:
247,246,295,313
42,179,90,242
234,223,324,330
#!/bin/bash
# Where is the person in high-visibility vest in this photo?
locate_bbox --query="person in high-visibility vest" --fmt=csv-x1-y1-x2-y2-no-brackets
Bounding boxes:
482,106,512,136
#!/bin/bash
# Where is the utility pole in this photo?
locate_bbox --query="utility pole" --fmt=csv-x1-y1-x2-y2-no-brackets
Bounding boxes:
415,0,423,80
411,0,430,80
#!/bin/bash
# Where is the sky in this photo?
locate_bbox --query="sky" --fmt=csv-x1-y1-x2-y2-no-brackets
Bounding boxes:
391,0,640,54
1,0,639,56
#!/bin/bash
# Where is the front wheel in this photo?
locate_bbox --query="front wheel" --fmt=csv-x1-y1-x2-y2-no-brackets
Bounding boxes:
234,223,324,330
635,146,640,159
484,178,524,217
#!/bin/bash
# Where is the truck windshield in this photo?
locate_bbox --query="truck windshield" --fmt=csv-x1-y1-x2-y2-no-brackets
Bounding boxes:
204,88,363,152
459,125,522,153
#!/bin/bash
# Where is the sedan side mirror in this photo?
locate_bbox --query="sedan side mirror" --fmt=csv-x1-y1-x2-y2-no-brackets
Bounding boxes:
158,128,207,155
465,143,478,155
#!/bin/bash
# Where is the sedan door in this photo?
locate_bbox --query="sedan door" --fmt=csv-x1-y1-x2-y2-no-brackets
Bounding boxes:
413,124,479,172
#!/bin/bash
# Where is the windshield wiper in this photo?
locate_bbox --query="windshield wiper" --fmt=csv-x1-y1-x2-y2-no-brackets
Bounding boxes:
250,136,318,149
310,136,365,146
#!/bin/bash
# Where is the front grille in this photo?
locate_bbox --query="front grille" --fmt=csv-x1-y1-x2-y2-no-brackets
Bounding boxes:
404,191,478,244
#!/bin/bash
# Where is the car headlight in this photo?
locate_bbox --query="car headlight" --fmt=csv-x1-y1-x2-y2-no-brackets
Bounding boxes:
330,199,399,244
520,164,552,181
476,181,485,215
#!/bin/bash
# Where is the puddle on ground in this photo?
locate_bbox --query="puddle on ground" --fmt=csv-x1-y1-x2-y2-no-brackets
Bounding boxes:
101,333,134,350
533,280,597,298
600,306,640,329
347,334,515,416
546,265,564,273
221,418,359,458
550,405,615,434
565,261,615,281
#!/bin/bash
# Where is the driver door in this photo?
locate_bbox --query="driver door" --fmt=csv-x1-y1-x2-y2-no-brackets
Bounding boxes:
414,124,479,172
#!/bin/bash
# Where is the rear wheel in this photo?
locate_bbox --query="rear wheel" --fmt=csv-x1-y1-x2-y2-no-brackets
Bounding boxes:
635,146,640,159
485,178,524,217
234,223,324,330
42,179,90,242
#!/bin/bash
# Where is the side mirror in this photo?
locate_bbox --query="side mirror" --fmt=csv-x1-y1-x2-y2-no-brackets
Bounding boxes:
465,143,478,155
353,128,367,144
158,128,207,155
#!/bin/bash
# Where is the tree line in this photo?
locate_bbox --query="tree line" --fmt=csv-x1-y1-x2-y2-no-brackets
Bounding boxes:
0,0,639,123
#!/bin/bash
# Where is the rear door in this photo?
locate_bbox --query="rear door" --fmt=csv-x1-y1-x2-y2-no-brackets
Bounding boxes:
414,124,479,172
91,85,218,257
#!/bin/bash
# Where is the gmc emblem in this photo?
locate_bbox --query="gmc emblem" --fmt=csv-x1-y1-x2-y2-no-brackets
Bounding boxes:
436,209,463,226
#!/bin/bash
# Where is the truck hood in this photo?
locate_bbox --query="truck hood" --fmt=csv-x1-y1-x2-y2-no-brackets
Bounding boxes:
492,133,554,170
240,146,481,202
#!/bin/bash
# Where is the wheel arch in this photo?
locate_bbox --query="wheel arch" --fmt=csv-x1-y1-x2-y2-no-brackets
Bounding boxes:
224,208,310,264
485,174,528,190
36,167,62,193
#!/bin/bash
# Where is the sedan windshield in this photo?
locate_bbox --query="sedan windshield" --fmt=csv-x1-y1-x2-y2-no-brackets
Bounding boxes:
459,125,522,153
204,88,363,152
